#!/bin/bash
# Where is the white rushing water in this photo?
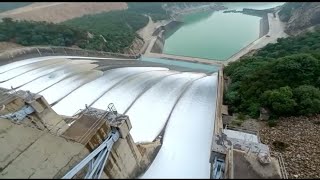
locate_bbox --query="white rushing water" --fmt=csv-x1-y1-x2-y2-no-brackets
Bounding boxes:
52,67,168,116
40,70,103,105
0,58,70,82
0,61,72,89
125,72,206,143
0,56,71,74
0,55,131,74
0,56,220,178
141,74,218,178
18,63,98,93
91,70,177,114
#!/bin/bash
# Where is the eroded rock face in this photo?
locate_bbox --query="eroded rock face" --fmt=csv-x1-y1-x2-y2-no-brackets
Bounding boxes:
280,2,320,35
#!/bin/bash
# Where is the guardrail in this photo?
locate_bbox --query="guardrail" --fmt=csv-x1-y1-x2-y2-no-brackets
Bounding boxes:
273,152,288,179
62,129,120,179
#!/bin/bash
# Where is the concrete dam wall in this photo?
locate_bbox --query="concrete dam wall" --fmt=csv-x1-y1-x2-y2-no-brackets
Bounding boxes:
151,21,183,54
0,56,219,178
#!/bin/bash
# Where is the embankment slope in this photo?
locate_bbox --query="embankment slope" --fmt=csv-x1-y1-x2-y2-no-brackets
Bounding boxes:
0,2,128,23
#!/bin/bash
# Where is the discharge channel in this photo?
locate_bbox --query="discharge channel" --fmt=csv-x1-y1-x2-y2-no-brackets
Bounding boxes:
141,74,218,178
91,70,177,114
125,72,207,143
52,67,168,116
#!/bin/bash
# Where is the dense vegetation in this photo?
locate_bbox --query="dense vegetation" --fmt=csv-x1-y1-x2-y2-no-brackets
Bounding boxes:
63,10,149,52
224,29,320,119
0,2,212,53
127,2,169,21
0,2,32,13
0,18,106,50
0,3,174,53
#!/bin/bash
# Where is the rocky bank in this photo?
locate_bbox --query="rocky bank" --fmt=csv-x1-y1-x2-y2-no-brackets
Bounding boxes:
259,115,320,179
279,2,320,35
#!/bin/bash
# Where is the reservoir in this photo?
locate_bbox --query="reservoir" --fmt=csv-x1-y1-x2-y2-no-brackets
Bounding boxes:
163,2,285,60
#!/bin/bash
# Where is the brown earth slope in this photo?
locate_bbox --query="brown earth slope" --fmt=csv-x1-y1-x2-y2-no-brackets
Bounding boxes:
0,2,128,23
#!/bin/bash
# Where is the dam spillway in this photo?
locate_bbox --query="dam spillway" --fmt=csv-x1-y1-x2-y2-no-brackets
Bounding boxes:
0,56,219,178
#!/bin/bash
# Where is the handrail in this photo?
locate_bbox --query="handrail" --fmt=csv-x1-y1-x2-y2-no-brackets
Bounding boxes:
62,130,120,179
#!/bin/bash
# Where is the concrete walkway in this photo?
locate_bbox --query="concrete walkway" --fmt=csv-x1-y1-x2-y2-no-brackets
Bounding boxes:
144,52,224,66
225,11,288,64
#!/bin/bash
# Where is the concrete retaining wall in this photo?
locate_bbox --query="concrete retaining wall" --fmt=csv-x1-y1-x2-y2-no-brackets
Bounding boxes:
150,20,183,54
214,67,224,135
150,32,165,54
259,15,270,38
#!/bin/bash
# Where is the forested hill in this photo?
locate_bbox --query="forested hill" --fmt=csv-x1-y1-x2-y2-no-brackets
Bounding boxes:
224,28,320,122
0,3,168,53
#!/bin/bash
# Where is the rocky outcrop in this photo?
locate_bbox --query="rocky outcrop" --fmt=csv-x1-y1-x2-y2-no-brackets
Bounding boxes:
259,115,320,178
123,37,144,55
279,2,320,35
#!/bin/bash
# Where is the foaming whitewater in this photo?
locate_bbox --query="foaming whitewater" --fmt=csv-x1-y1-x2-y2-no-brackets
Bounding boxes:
141,74,218,178
125,72,206,143
18,63,98,93
0,56,220,178
40,70,103,105
0,60,73,89
92,70,177,114
0,56,72,74
0,59,70,82
53,67,168,116
0,55,129,74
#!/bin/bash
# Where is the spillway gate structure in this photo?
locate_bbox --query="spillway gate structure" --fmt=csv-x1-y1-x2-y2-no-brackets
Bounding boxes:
0,87,156,178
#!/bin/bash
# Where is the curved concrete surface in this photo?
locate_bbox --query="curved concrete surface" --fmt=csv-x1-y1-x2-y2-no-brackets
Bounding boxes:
52,67,168,116
141,74,218,178
125,72,206,143
91,70,177,114
39,70,103,105
0,56,219,178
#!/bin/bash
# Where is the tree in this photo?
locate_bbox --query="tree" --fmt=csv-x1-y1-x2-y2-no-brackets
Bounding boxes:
293,85,320,115
261,86,297,116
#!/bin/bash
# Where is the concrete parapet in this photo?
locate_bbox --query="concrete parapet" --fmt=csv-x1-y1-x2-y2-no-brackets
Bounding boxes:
0,46,139,67
0,89,68,136
214,67,224,135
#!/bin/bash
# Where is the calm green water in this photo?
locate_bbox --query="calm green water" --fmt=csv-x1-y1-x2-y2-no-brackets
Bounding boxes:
163,2,285,60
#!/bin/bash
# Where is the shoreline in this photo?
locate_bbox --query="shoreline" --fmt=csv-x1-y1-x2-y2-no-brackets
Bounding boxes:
225,11,288,64
144,9,287,66
139,4,227,56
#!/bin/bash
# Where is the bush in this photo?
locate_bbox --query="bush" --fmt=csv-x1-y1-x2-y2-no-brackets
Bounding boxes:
237,113,246,121
268,119,278,127
261,86,297,116
293,85,320,115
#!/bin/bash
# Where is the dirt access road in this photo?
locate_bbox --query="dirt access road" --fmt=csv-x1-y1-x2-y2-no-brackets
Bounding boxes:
0,2,128,23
